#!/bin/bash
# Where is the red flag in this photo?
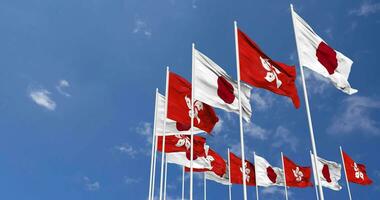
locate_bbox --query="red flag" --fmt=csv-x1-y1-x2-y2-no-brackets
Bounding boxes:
229,152,255,186
168,72,219,133
237,29,300,108
342,150,373,185
185,147,226,177
157,135,206,157
283,155,312,187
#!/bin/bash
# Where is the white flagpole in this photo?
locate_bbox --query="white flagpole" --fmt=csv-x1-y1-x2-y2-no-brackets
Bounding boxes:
159,67,170,200
182,166,185,200
148,89,159,200
290,4,324,200
310,151,320,200
281,152,289,200
164,158,168,200
254,152,259,200
204,173,207,200
151,131,158,200
190,43,196,200
234,20,248,200
340,146,353,200
228,148,232,200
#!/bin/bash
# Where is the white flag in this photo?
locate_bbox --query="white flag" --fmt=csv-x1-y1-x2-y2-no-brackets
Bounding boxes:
166,144,213,170
291,8,357,94
155,92,203,136
193,48,252,122
255,154,285,187
205,169,230,185
311,153,342,191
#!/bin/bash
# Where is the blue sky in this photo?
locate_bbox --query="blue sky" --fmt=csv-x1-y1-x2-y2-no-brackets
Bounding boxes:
0,0,379,199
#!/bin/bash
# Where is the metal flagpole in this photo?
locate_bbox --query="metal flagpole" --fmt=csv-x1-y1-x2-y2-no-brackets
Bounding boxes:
204,173,207,200
281,152,289,200
182,166,185,200
148,89,159,200
290,4,324,200
310,151,320,200
151,132,158,200
254,152,259,200
234,20,248,200
164,158,168,200
190,43,196,200
159,67,170,200
228,148,232,200
340,146,353,200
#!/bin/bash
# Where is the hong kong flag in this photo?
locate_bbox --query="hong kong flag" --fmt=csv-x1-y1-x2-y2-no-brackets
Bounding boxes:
342,150,373,185
168,72,219,133
283,155,313,187
229,152,256,186
237,28,300,108
185,147,226,177
157,134,205,153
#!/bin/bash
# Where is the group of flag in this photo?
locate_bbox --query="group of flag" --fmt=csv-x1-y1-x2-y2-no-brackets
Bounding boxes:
148,5,372,200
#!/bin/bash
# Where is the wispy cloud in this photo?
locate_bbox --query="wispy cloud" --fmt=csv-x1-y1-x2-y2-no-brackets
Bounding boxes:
328,96,380,135
114,143,138,158
56,79,71,97
261,187,292,197
133,19,152,37
124,176,141,184
29,88,56,111
212,119,223,135
244,122,269,140
300,69,330,95
250,91,275,111
83,176,100,191
350,1,380,16
136,122,153,143
272,126,299,152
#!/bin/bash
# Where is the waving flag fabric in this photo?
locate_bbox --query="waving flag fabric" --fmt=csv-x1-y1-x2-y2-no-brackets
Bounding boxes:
168,72,219,133
193,48,252,122
342,150,373,185
155,92,203,135
291,8,357,94
283,155,313,187
311,154,342,191
254,154,285,187
229,152,256,186
237,28,300,108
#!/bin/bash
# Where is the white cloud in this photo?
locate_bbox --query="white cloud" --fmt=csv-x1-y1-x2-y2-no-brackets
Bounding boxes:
212,119,223,135
136,122,153,143
250,91,275,111
29,88,56,111
124,177,141,184
261,187,292,197
300,69,330,95
350,1,380,16
114,143,138,158
244,122,269,140
133,19,152,37
56,79,71,97
328,96,380,135
83,176,100,191
272,126,298,152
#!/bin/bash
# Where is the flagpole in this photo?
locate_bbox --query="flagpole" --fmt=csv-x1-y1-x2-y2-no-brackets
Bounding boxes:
182,166,185,200
254,152,259,200
159,67,170,200
340,146,353,200
290,4,324,200
234,20,248,200
281,152,289,200
228,148,232,200
310,150,320,200
163,158,168,200
190,42,196,200
151,133,158,200
204,173,207,200
148,89,159,200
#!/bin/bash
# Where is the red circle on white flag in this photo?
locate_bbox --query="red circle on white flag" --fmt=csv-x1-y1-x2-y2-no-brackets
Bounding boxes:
316,41,338,75
217,76,235,104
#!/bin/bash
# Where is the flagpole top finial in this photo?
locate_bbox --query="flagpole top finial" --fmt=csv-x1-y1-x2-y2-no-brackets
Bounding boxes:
156,88,158,92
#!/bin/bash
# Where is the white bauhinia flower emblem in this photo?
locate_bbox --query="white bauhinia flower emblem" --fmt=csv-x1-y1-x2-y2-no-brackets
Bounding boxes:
185,95,204,124
353,163,364,180
174,135,191,150
260,56,282,88
240,162,251,182
203,145,214,169
292,167,304,182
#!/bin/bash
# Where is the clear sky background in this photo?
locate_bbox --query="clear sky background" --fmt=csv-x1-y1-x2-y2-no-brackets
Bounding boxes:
0,0,379,199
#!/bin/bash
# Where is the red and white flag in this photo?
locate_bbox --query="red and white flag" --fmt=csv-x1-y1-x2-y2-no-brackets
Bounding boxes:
229,152,256,186
291,8,357,94
342,150,373,185
311,154,342,191
155,92,203,136
168,72,219,133
158,135,212,169
237,28,301,108
255,154,285,187
185,147,230,185
283,155,313,187
193,48,252,122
